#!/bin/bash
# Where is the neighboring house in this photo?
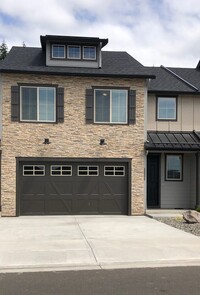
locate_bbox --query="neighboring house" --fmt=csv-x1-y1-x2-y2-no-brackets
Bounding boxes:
0,35,154,216
146,65,200,209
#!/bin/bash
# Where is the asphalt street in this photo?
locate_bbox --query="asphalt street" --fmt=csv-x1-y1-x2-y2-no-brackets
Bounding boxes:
1,266,200,295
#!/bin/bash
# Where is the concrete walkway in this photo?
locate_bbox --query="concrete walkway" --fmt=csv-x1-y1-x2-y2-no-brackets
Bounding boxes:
1,215,200,272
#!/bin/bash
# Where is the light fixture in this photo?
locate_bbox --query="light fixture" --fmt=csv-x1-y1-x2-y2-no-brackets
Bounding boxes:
100,139,106,145
43,138,50,144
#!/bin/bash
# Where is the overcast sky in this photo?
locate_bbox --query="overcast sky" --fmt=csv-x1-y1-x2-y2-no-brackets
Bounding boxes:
0,0,200,67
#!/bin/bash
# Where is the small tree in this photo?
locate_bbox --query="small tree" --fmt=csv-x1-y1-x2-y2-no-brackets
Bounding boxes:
0,40,8,60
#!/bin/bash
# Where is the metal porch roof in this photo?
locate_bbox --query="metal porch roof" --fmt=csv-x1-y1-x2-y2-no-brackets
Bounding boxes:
145,131,200,151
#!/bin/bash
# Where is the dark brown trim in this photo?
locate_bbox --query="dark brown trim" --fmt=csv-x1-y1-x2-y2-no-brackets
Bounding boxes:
0,69,155,79
49,42,97,62
91,86,135,125
156,95,178,121
17,84,62,124
18,83,58,87
165,153,183,182
50,43,66,60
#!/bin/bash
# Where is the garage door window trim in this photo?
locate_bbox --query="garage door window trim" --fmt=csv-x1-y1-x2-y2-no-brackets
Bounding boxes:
104,166,125,176
23,165,45,176
78,165,99,176
51,165,72,176
20,86,56,122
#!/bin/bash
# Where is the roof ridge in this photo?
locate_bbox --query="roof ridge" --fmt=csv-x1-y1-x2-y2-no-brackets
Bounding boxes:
161,65,199,92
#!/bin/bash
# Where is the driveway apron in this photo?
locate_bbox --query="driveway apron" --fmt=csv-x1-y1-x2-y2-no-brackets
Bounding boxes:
0,216,200,272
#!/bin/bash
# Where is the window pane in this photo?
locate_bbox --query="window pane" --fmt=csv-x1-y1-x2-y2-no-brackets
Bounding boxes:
21,87,37,120
83,47,96,59
68,46,81,59
95,90,110,122
39,88,55,121
166,155,182,180
52,45,65,58
158,97,176,119
111,90,127,123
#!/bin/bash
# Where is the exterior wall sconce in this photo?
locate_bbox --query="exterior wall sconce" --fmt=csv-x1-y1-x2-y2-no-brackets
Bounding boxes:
100,139,106,145
43,138,50,144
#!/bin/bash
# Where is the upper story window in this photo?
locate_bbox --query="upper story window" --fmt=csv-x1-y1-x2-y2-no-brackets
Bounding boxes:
51,44,97,61
157,97,177,120
52,45,65,58
85,88,136,125
166,154,183,181
83,46,96,60
20,86,56,122
67,45,81,59
94,89,128,124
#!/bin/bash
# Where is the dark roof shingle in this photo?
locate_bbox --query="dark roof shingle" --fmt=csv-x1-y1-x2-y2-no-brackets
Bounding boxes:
147,66,200,94
0,46,155,78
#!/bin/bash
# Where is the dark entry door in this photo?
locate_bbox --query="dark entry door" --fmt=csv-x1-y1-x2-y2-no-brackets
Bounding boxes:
147,154,160,208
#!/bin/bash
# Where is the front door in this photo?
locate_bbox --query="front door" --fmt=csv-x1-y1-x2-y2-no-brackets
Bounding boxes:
147,154,160,208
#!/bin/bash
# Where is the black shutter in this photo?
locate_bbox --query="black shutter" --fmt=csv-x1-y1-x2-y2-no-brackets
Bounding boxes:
11,86,20,122
56,87,64,123
85,88,93,124
128,90,136,124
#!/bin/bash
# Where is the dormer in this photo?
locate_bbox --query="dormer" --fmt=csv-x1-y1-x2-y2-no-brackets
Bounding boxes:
40,35,108,68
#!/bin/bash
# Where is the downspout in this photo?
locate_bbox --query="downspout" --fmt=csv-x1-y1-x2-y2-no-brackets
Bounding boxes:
99,42,102,68
196,152,200,208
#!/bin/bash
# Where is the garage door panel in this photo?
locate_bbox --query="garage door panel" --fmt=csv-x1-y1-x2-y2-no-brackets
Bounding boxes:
19,161,129,215
45,199,72,214
76,199,99,214
22,180,46,195
21,200,45,215
101,199,126,214
47,181,73,195
75,180,100,195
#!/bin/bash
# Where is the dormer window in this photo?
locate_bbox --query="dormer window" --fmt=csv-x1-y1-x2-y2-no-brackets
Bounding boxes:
43,35,108,67
67,45,81,59
52,45,65,58
83,46,96,60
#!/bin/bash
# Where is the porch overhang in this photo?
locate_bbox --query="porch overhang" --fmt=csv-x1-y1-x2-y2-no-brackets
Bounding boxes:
145,131,200,151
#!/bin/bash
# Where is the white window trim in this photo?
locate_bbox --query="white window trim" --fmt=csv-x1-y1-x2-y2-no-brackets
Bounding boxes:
23,165,45,176
104,166,125,176
94,89,128,124
52,44,66,59
50,165,72,176
78,165,99,176
67,45,81,59
83,46,96,60
166,155,183,181
20,86,56,122
157,97,177,120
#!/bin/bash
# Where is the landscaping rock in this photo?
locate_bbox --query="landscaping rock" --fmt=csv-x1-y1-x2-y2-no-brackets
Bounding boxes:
183,210,200,223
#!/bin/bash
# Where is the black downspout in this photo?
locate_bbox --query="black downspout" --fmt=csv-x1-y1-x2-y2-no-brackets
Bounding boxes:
196,152,200,208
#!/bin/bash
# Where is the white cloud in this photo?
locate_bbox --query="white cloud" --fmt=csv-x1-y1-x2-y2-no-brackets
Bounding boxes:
0,0,200,67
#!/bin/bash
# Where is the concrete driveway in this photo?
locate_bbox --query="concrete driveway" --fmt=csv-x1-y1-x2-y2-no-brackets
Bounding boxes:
1,215,200,272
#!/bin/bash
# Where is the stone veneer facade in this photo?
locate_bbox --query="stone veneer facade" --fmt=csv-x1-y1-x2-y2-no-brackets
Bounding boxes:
1,73,147,216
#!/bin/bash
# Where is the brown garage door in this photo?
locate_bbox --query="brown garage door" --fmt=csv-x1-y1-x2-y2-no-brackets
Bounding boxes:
18,160,129,215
